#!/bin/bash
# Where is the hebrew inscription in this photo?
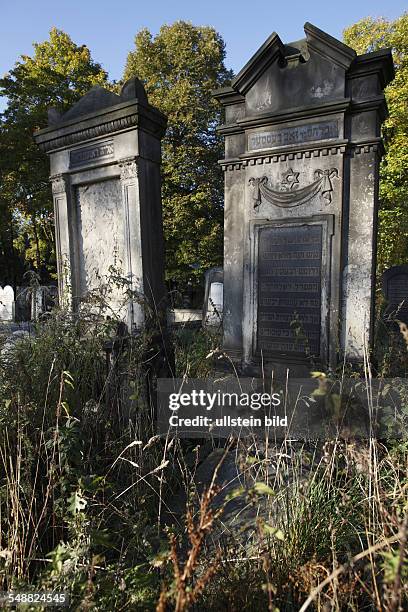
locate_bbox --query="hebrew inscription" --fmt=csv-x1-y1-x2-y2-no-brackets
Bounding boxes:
70,140,114,168
257,224,322,356
249,120,339,151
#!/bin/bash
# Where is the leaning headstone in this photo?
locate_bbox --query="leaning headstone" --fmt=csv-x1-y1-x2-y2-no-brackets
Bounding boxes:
382,265,408,324
214,23,394,373
203,267,223,327
15,287,31,322
0,286,15,322
34,78,168,330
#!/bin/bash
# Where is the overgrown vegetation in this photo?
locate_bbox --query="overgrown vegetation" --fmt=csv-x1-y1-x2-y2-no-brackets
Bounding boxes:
0,306,408,610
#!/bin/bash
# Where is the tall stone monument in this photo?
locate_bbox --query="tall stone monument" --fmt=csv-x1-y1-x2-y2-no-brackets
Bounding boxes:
214,23,394,372
35,78,167,330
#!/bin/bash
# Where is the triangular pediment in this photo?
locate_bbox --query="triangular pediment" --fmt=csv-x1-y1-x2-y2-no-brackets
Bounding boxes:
304,23,356,69
232,32,285,95
230,23,356,98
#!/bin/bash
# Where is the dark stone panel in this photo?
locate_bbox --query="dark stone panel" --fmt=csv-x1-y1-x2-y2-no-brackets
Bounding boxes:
382,265,408,323
257,224,322,356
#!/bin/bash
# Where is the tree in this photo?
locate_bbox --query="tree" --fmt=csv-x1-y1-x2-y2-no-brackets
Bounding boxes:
123,21,232,297
0,28,108,284
344,13,408,275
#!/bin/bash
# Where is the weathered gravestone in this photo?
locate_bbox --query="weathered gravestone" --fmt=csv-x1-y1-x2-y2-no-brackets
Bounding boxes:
382,265,408,324
203,267,224,327
31,286,58,320
214,23,394,373
0,286,15,321
34,78,168,330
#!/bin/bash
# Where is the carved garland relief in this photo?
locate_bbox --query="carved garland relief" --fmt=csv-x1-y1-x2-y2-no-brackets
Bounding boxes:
249,168,338,209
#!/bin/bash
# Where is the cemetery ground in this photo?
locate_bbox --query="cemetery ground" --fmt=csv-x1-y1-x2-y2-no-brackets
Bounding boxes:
1,297,408,611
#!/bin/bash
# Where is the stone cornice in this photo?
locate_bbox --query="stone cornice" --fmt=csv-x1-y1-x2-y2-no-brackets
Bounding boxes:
219,137,384,169
35,101,167,153
217,98,351,135
350,138,384,156
348,48,395,88
212,86,245,106
350,95,388,122
220,141,348,170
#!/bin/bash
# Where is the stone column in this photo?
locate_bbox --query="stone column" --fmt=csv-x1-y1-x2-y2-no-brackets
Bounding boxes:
343,143,381,361
118,156,144,329
50,173,74,308
223,167,245,358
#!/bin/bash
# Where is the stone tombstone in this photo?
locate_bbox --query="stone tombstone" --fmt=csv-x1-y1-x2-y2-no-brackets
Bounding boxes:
15,287,31,322
34,78,168,330
214,23,394,372
0,285,15,321
382,265,408,324
31,286,58,320
203,267,224,327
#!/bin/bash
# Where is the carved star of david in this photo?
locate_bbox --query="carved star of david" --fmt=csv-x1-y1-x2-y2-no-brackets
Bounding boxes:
281,168,299,190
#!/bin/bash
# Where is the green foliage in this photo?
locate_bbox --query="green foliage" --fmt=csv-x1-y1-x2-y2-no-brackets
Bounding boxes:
173,326,221,377
123,21,232,288
343,13,408,274
0,309,164,606
0,28,109,282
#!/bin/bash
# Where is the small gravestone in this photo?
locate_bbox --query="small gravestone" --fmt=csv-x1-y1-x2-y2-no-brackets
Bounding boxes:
0,286,15,321
15,287,31,322
214,22,394,372
203,267,223,327
382,265,408,324
34,78,168,331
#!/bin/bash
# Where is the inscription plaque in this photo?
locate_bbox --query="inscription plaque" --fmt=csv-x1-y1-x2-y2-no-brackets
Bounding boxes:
249,120,339,151
257,224,322,356
70,140,114,168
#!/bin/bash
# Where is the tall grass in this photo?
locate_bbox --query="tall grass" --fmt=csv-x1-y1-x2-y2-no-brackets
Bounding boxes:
0,306,407,610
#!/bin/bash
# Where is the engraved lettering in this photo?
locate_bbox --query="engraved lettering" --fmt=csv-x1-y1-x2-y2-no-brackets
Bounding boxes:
70,141,114,167
257,224,323,356
249,121,339,151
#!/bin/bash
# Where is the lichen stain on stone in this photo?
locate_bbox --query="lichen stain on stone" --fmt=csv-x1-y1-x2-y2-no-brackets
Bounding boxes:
77,178,125,310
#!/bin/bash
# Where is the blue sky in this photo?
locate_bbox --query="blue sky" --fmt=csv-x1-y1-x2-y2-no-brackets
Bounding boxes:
0,0,406,111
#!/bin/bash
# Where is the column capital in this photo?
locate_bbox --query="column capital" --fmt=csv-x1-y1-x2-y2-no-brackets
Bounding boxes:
119,157,138,181
50,173,68,195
